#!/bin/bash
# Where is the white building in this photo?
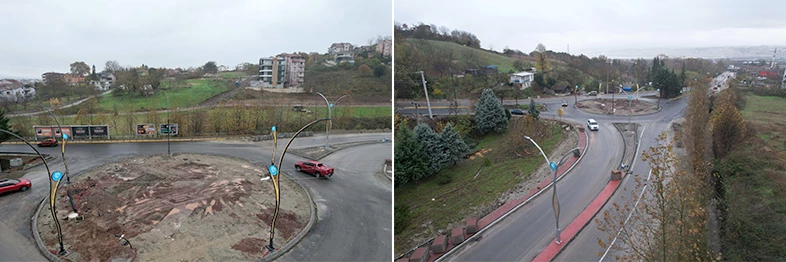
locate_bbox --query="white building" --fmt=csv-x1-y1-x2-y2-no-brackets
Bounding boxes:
376,39,392,57
258,56,287,88
782,69,786,89
0,79,36,102
509,71,535,89
328,42,355,64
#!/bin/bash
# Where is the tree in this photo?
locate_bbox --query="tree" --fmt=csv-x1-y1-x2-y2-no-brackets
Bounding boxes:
438,123,470,167
513,60,526,72
358,64,372,76
373,65,386,77
203,61,218,74
528,97,540,120
685,77,712,178
70,61,90,76
534,43,551,76
91,65,97,81
596,133,713,261
413,122,442,175
0,110,16,143
105,60,122,72
394,125,430,187
475,89,508,133
710,90,746,159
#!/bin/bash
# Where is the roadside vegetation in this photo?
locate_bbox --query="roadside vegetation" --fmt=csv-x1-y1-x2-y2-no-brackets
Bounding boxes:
394,89,565,254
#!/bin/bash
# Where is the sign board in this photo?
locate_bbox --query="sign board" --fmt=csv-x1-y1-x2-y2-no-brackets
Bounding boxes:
90,126,108,137
136,124,155,135
159,123,178,135
34,126,71,139
34,127,52,138
71,126,90,137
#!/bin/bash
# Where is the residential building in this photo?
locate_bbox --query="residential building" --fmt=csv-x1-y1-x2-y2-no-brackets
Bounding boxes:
41,72,66,85
218,65,228,72
759,70,777,77
328,42,355,64
258,56,287,88
0,79,36,102
282,53,305,87
510,71,535,89
782,69,786,88
65,74,85,85
376,39,392,57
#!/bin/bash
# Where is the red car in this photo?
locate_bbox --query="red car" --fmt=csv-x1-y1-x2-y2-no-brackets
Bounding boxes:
37,138,58,147
295,160,334,178
0,178,32,195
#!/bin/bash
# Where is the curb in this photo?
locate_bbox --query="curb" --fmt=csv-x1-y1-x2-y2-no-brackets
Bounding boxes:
3,137,231,145
574,100,663,117
32,197,63,262
428,122,590,262
30,153,317,262
260,170,318,262
539,123,639,261
290,140,386,161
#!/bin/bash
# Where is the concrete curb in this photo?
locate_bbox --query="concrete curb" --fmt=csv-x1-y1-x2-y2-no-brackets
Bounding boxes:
4,137,230,145
544,123,639,261
32,197,63,262
429,121,590,262
260,170,318,262
289,140,386,161
574,100,663,117
30,153,317,262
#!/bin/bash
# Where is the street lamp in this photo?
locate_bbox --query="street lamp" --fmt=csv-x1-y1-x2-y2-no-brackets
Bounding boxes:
166,93,171,156
415,71,433,118
315,92,349,150
524,136,580,245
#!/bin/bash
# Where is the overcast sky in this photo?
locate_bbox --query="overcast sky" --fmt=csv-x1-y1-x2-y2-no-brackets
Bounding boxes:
0,0,391,79
395,0,786,56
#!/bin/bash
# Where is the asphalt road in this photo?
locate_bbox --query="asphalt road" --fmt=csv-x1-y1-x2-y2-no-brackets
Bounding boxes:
0,133,391,261
438,72,730,261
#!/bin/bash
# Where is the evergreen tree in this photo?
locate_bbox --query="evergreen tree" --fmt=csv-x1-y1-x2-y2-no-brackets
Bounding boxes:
475,89,508,133
528,97,540,120
394,125,430,187
679,60,686,88
0,110,17,143
438,123,470,167
413,122,442,174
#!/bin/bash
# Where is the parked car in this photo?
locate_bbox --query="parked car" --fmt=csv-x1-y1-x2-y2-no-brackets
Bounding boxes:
587,91,598,96
295,160,334,178
510,109,526,115
562,100,568,107
587,119,599,131
0,178,32,195
37,138,58,147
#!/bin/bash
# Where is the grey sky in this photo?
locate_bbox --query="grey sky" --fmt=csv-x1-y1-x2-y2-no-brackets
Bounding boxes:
395,0,786,56
0,0,391,79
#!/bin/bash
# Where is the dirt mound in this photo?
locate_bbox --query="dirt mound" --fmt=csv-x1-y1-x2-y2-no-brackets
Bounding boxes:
37,154,310,262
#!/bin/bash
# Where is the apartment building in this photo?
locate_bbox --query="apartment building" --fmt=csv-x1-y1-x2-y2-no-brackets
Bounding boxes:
376,39,392,57
258,56,287,88
328,42,355,64
282,53,305,87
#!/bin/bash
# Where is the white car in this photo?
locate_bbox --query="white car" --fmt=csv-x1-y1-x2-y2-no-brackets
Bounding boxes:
587,119,599,131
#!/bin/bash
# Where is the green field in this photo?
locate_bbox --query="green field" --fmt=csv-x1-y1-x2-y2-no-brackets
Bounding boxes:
218,71,248,79
394,122,564,253
97,79,231,112
408,39,519,73
720,93,786,261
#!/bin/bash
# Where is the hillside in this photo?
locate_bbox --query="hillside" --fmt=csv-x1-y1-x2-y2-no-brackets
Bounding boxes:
408,39,521,73
304,62,391,103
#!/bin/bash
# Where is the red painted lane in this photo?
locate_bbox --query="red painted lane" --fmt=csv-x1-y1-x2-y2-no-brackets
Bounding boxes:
425,129,588,262
532,172,626,262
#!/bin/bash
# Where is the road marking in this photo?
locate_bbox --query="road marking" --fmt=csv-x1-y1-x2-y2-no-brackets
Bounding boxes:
599,168,652,261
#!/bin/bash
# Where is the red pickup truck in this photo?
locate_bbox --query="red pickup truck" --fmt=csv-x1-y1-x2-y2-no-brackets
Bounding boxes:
295,160,334,178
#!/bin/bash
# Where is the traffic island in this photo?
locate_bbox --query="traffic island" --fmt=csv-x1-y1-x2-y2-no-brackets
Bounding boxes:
34,154,312,262
289,140,385,160
576,98,659,116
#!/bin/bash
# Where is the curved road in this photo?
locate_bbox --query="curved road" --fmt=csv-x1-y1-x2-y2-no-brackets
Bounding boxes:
0,133,391,261
438,73,726,260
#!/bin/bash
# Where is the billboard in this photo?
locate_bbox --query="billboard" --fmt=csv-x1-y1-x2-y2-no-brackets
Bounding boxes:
90,126,108,137
71,126,90,137
34,126,71,139
159,123,179,136
34,125,108,140
136,124,155,135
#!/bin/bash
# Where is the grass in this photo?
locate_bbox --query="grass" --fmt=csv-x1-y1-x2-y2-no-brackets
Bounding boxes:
720,92,786,261
409,39,520,73
394,122,564,253
97,79,231,112
218,71,248,79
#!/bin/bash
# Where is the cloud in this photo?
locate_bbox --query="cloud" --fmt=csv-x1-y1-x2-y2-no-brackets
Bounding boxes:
0,0,392,78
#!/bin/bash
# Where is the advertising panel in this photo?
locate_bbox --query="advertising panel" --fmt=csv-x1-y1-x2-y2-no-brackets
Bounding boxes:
159,123,179,135
90,126,108,137
71,126,90,137
136,124,155,135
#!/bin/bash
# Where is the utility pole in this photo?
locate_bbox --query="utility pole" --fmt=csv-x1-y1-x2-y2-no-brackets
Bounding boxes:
418,71,433,118
166,93,171,156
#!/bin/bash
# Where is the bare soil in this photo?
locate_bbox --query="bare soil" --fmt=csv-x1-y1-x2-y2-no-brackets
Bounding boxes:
577,98,658,115
36,154,310,262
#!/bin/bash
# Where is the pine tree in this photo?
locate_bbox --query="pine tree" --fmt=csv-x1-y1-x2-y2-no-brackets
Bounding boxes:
528,97,540,120
438,123,470,167
0,110,16,143
394,125,430,187
475,89,508,133
413,122,442,175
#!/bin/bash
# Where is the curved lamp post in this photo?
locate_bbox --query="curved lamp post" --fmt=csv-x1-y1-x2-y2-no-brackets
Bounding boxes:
37,102,71,184
0,129,66,255
265,117,330,252
315,92,349,150
524,135,580,245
